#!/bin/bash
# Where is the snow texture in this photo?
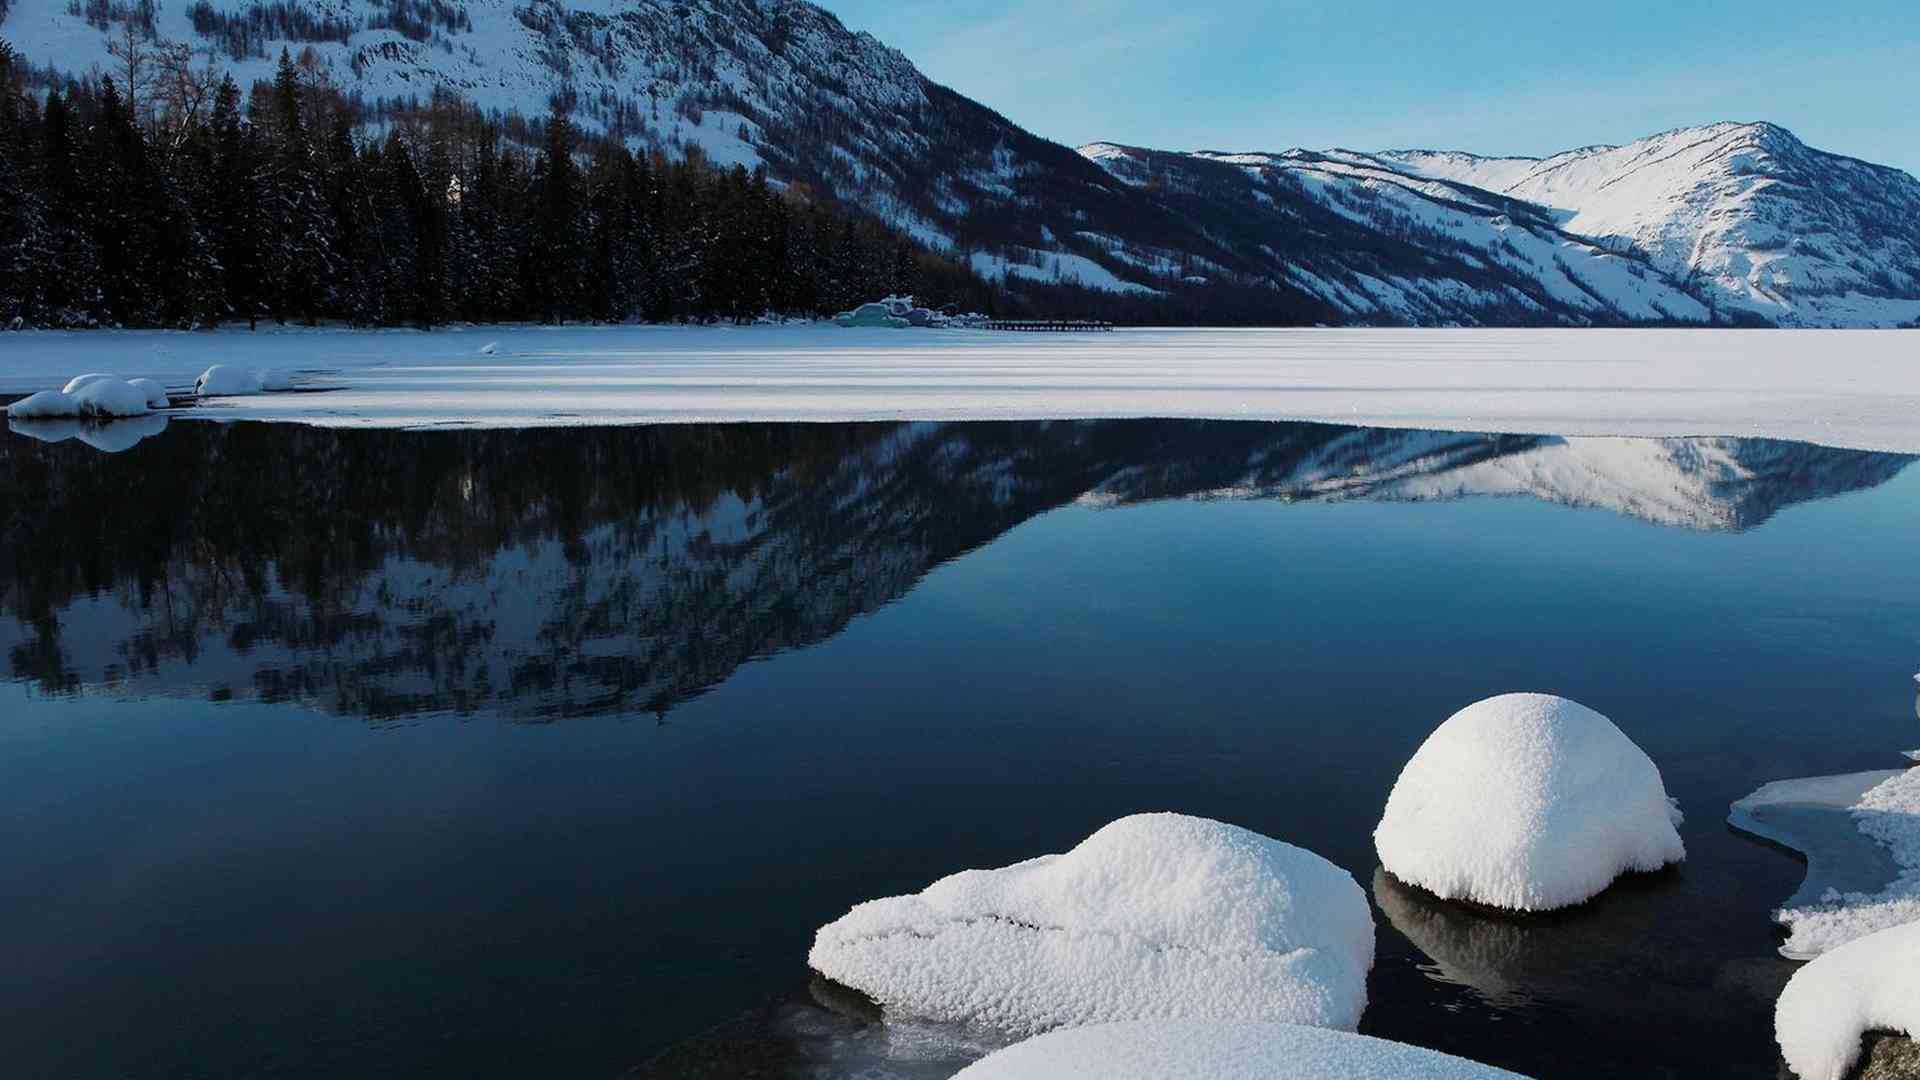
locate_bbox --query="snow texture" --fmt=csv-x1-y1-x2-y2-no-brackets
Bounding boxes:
808,813,1375,1036
195,365,291,396
1741,765,1920,959
1381,123,1920,329
6,378,152,418
1375,693,1685,912
949,1020,1530,1080
125,378,171,408
61,373,118,394
1777,918,1920,1080
4,326,1920,453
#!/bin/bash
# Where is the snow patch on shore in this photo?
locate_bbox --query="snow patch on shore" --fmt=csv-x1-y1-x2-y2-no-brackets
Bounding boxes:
1750,765,1920,958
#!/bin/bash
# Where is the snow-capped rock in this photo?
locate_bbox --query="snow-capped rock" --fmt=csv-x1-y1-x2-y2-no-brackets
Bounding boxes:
126,378,171,409
949,1020,1530,1080
195,365,291,396
1374,693,1685,911
1776,918,1920,1080
7,380,153,418
6,390,78,419
809,813,1375,1036
61,373,120,394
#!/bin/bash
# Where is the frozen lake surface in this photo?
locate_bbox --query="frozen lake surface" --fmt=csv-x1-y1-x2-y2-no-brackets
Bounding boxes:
2,416,1917,1079
5,325,1920,452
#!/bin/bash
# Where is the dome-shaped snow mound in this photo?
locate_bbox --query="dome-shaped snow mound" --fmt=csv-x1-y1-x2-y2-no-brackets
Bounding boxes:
950,1019,1532,1079
808,813,1375,1036
7,379,154,419
1375,693,1684,912
1777,918,1920,1080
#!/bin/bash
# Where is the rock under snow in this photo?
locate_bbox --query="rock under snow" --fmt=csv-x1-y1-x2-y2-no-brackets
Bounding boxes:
808,813,1375,1036
949,1019,1530,1080
1777,918,1920,1080
6,390,79,418
125,377,170,408
196,365,290,397
7,379,153,419
71,378,156,417
1375,693,1685,912
61,372,119,394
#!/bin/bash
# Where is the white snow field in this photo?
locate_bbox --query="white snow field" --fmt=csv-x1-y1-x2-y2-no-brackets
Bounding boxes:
948,1020,1530,1080
3,326,1919,452
1375,694,1686,912
1733,766,1920,959
1776,918,1920,1080
807,813,1375,1036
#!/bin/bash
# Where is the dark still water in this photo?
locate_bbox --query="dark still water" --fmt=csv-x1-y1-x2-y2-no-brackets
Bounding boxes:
3,418,1918,1080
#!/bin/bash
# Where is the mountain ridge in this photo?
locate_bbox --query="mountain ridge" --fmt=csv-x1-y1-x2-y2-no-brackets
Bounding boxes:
6,0,1918,326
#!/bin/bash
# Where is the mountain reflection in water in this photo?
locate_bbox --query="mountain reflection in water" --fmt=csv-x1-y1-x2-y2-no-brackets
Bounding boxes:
2,419,1910,720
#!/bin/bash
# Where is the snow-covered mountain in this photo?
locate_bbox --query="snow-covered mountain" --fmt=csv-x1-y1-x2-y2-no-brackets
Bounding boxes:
3,421,1909,719
1375,122,1920,327
1081,122,1920,327
5,0,1918,325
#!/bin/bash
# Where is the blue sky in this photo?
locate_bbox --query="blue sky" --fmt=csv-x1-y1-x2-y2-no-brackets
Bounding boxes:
823,0,1920,176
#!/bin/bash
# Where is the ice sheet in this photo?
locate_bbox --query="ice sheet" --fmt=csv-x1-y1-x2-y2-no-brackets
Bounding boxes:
4,326,1919,452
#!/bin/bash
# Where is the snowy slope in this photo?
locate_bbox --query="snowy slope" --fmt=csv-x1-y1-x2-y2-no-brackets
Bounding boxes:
1084,142,1715,326
7,0,1918,324
1377,123,1920,327
1083,127,1920,327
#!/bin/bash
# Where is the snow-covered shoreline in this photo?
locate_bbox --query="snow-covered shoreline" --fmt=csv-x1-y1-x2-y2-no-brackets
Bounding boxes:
4,325,1918,453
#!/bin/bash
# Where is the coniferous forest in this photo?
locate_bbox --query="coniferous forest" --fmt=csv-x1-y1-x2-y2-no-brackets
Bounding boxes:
0,41,1006,330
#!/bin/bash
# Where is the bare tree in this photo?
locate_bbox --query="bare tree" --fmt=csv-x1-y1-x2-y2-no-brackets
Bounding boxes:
154,41,221,156
106,18,157,124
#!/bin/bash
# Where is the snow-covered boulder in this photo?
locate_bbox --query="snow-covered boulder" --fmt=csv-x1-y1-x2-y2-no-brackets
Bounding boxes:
195,366,294,396
7,380,152,419
126,378,170,409
808,813,1375,1036
949,1019,1531,1079
72,379,155,417
61,373,119,394
7,390,79,418
1777,918,1920,1080
196,365,263,396
1375,693,1684,912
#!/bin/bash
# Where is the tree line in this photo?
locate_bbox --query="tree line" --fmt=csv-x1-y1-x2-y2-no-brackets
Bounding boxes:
0,39,1005,330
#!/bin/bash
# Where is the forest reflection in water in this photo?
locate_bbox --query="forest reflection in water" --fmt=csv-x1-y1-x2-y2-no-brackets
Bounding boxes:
3,417,1911,723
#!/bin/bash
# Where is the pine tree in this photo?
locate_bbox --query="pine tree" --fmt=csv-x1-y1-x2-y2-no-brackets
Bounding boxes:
204,76,261,326
528,101,581,323
259,49,337,325
0,41,995,330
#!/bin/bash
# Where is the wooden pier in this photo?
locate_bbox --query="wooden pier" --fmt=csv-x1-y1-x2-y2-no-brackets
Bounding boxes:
981,319,1114,332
